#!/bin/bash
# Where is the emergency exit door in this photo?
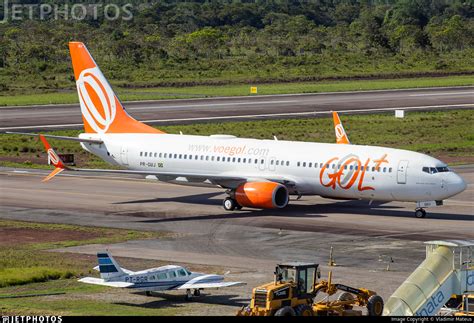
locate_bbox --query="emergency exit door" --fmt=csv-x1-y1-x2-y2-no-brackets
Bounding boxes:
397,160,409,184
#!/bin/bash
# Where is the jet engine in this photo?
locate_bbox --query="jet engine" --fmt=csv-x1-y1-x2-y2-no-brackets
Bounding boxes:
235,182,289,209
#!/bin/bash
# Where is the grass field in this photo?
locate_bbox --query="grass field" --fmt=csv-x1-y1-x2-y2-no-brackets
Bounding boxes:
1,109,473,170
0,75,473,106
0,220,180,315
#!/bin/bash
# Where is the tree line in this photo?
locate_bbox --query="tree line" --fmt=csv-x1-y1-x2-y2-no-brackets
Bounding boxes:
0,0,473,93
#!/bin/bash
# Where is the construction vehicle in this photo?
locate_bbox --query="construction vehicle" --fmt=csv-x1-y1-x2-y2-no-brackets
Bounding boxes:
236,262,384,316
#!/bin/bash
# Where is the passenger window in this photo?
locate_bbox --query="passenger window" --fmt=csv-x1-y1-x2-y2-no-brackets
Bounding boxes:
178,269,187,277
309,162,312,168
260,159,264,164
361,166,364,171
164,153,167,158
211,156,215,161
232,157,236,162
159,153,162,158
217,156,220,161
206,156,209,161
383,167,386,172
255,159,258,164
297,162,300,167
227,157,231,162
200,155,204,160
140,152,143,157
286,161,289,166
243,158,246,163
276,160,279,166
149,152,152,156
169,271,176,278
195,155,198,160
303,162,306,167
270,160,274,165
154,153,157,157
372,167,375,172
355,166,358,170
332,164,335,169
350,165,353,170
184,155,187,159
344,165,348,170
179,154,182,159
238,158,241,163
144,152,148,157
389,167,392,173
174,154,177,158
157,272,167,280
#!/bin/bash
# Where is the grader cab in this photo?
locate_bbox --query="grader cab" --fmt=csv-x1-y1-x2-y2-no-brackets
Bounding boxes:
237,262,384,316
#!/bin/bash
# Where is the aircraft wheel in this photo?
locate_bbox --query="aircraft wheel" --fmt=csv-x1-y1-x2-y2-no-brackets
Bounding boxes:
145,291,152,297
415,208,426,218
235,203,243,210
223,197,236,211
193,289,201,297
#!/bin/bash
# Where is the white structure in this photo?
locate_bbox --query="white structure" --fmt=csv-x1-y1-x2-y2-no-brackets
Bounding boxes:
383,240,474,316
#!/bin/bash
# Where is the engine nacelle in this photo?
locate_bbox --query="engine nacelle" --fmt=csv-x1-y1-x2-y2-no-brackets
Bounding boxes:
235,182,289,209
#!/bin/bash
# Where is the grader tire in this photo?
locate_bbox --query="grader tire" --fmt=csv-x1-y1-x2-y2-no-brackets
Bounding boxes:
367,295,384,316
338,292,355,309
294,304,314,316
274,306,296,316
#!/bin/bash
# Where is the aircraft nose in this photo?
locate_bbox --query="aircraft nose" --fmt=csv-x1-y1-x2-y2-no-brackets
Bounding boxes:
447,173,467,196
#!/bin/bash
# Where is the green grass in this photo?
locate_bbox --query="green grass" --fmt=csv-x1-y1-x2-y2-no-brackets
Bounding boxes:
0,75,472,106
0,280,178,315
1,109,473,170
0,220,165,288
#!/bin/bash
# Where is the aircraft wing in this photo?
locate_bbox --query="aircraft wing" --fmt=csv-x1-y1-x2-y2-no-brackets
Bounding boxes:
35,134,297,188
176,281,246,290
6,132,103,144
78,277,134,288
70,168,296,188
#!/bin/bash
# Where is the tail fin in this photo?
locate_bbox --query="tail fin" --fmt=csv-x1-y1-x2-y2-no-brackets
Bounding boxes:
97,251,126,280
39,135,66,182
332,111,350,144
69,42,164,135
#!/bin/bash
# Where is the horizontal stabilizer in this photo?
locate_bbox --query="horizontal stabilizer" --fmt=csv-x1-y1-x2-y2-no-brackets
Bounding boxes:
78,277,133,288
177,281,245,290
6,132,103,144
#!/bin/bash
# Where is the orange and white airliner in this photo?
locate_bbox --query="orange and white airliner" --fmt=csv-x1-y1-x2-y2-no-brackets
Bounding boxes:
9,42,467,218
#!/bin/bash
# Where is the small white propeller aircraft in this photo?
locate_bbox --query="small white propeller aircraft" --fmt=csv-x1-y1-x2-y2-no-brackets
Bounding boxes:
78,251,245,301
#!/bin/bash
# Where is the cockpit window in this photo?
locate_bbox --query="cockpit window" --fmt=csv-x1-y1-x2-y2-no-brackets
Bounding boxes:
423,166,450,174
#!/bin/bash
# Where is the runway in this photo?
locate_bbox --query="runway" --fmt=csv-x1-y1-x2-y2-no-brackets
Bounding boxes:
1,86,473,131
0,165,472,313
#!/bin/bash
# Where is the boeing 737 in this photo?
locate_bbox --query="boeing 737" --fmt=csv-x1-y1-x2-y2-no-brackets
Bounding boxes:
8,42,467,218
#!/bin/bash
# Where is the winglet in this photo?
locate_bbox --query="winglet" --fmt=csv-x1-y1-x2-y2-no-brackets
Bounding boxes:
39,134,66,182
332,111,350,144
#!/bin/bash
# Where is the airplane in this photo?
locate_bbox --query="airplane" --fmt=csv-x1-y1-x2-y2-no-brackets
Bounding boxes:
78,251,245,300
8,41,467,218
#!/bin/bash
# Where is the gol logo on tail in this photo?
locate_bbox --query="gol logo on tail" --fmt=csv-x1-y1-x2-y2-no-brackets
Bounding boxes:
47,148,60,165
320,154,389,191
77,67,117,133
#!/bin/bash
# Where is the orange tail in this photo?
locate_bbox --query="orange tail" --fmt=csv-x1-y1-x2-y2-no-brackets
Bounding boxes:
69,42,164,134
332,111,350,144
39,134,66,182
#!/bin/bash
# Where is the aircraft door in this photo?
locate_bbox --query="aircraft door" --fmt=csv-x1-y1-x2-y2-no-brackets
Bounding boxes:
121,146,129,166
397,160,409,184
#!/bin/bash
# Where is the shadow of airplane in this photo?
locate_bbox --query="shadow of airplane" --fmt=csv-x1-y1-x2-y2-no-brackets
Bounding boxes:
113,192,223,206
125,195,473,223
115,292,248,309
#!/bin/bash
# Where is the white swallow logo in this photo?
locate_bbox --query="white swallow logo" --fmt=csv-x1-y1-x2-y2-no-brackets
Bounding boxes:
335,124,346,139
48,148,59,165
77,67,116,133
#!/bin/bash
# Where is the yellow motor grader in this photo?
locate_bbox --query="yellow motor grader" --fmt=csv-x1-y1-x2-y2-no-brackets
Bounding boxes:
237,262,383,316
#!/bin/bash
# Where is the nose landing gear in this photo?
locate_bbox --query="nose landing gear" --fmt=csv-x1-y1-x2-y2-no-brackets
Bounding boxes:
414,208,426,218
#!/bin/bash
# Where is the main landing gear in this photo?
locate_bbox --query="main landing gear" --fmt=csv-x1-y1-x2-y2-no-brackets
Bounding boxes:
185,289,202,301
223,193,242,211
415,208,426,218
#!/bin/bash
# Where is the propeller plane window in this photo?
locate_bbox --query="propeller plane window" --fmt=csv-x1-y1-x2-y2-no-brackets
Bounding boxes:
140,152,143,157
